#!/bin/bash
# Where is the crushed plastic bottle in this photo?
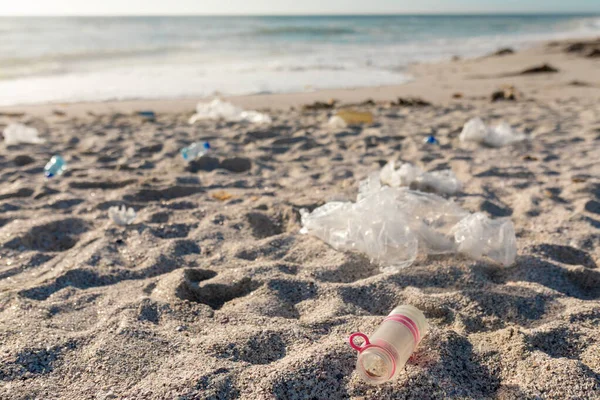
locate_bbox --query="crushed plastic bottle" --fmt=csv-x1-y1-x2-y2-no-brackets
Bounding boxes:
3,123,46,145
189,99,272,124
44,155,66,178
300,185,516,273
108,205,136,226
349,305,429,384
181,141,211,162
460,117,525,147
335,110,374,125
378,161,462,195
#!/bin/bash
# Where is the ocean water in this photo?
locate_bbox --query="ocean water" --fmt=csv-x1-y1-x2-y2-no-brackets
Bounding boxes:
0,14,599,106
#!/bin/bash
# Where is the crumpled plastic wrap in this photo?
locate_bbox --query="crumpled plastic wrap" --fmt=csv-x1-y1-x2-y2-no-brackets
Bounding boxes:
365,161,462,195
109,206,136,226
189,99,272,124
301,184,516,273
3,123,46,145
459,117,525,147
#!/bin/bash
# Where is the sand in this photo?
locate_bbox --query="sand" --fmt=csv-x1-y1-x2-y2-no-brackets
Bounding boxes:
0,39,599,399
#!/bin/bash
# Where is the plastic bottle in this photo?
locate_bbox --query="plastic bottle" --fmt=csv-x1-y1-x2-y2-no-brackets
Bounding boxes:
335,110,374,125
349,305,429,384
181,141,210,162
44,155,67,178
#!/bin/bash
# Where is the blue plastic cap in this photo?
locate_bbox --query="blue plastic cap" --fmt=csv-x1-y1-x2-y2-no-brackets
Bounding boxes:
203,142,211,150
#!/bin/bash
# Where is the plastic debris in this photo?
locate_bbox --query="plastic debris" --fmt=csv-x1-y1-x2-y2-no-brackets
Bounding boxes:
300,185,516,273
460,117,525,147
137,111,156,120
3,123,46,145
424,135,439,145
211,191,234,201
334,110,374,125
181,141,210,162
44,155,66,178
108,205,136,226
376,161,462,195
327,115,348,129
189,99,272,124
349,305,429,384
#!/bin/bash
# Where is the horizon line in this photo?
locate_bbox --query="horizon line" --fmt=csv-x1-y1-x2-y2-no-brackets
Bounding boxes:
1,11,599,17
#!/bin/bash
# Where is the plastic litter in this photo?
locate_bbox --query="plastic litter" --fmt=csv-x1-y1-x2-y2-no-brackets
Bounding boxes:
137,111,156,120
335,110,374,125
349,305,429,384
327,115,348,129
44,155,66,178
424,135,439,145
181,141,211,162
3,123,46,145
189,99,272,124
108,205,136,226
300,184,516,272
376,161,462,195
460,117,525,147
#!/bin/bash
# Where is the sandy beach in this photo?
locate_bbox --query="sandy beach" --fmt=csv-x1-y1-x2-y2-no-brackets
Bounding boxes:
1,38,599,399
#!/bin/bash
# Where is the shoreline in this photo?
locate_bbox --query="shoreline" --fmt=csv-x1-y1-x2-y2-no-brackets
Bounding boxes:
1,37,599,118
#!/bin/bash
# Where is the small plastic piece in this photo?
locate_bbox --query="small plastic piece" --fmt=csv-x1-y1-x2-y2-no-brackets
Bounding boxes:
3,123,46,145
350,305,429,384
108,205,136,226
424,135,439,144
44,155,66,178
327,115,347,129
189,99,272,124
181,141,211,162
137,111,156,120
300,185,517,272
335,110,374,125
379,161,462,195
460,117,525,147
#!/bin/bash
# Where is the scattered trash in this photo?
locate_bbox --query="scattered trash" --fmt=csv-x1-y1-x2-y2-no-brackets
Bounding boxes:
52,109,66,116
375,161,462,195
392,97,432,107
3,123,46,145
137,111,156,121
108,205,136,226
459,117,525,147
0,112,25,118
189,99,272,124
490,47,515,56
181,141,211,162
519,63,559,75
334,110,374,125
44,155,67,178
327,115,348,129
300,185,516,272
302,99,336,111
523,155,539,161
452,92,463,99
211,191,233,201
349,305,429,384
571,176,587,183
424,135,439,145
491,85,520,102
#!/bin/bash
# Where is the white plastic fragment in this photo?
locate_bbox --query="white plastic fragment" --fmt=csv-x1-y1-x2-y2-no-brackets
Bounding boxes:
108,206,136,226
189,99,272,124
300,185,516,273
459,117,525,147
327,115,348,129
3,123,46,145
378,161,462,195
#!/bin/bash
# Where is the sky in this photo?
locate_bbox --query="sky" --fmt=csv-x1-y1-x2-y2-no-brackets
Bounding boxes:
0,0,599,16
